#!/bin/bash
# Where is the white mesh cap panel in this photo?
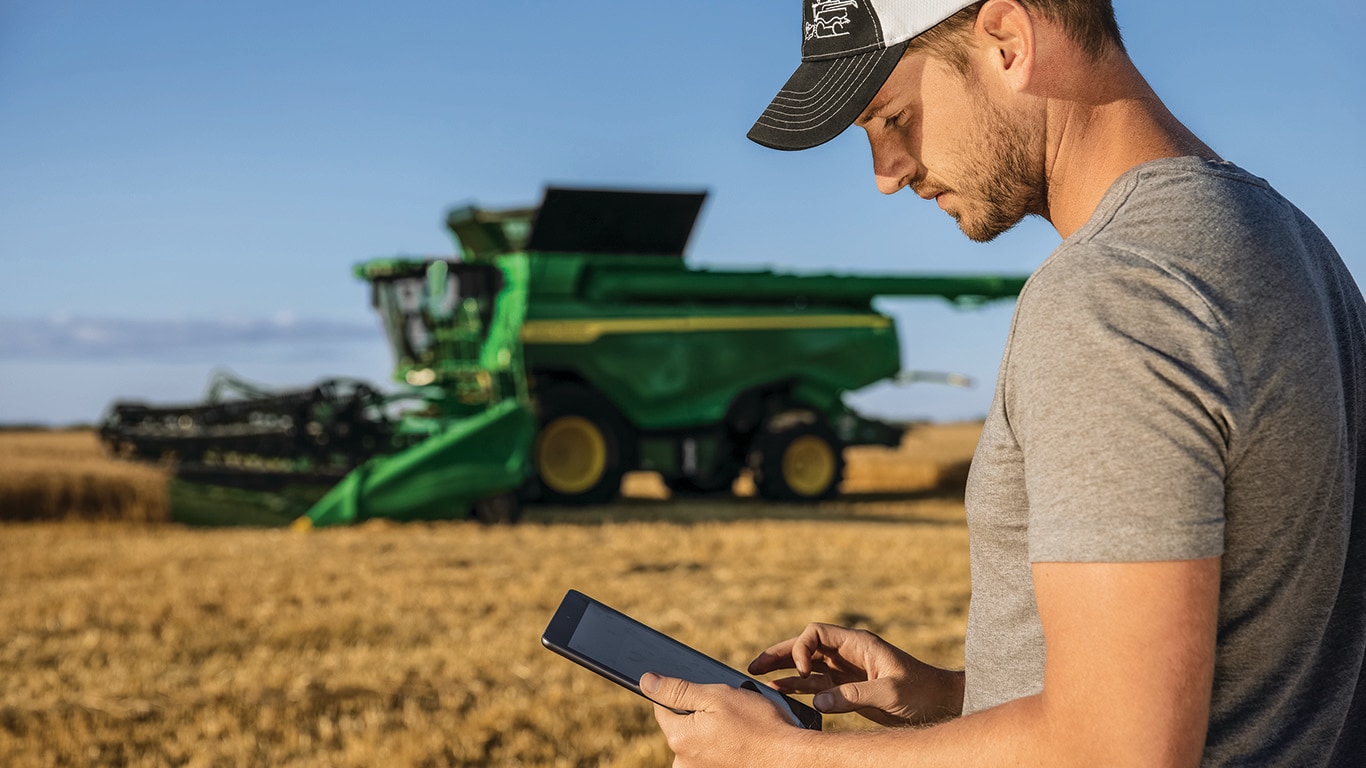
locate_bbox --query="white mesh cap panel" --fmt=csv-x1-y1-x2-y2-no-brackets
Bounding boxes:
868,0,980,46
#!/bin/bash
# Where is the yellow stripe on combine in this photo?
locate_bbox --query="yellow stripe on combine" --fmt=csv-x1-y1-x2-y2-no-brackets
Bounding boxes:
520,314,891,344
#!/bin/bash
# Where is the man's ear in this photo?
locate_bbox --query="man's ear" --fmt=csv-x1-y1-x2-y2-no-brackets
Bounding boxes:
975,0,1035,91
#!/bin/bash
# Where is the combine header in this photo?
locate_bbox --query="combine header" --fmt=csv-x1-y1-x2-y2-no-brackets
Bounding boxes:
100,187,1028,526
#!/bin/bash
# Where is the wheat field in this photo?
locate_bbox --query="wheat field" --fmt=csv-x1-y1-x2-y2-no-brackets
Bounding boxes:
0,425,980,767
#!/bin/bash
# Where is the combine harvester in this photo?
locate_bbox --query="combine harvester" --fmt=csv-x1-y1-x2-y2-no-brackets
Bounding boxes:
99,188,1027,527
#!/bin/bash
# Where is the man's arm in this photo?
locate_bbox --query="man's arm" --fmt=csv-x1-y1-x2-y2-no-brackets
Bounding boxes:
645,557,1220,767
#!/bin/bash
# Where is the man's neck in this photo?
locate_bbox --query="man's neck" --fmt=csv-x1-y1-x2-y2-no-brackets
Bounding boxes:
1040,60,1218,238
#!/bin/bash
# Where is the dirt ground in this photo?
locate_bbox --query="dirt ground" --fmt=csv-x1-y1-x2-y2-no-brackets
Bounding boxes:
0,423,981,767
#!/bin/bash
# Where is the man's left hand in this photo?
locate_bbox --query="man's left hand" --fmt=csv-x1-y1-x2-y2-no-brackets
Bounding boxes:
640,672,806,767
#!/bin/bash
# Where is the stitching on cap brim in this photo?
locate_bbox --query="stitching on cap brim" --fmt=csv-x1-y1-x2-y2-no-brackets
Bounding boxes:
748,43,905,151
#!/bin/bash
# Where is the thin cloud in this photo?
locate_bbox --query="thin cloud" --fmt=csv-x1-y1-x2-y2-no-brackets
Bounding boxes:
0,314,380,361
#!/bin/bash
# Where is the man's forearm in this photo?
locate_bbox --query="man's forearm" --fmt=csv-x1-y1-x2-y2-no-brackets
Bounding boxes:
774,559,1219,768
777,693,1077,768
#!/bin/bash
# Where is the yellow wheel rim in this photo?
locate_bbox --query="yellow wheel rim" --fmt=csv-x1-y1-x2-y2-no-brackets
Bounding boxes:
782,435,836,497
536,416,607,495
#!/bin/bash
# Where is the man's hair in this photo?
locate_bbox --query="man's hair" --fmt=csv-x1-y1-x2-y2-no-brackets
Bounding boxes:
908,0,1125,74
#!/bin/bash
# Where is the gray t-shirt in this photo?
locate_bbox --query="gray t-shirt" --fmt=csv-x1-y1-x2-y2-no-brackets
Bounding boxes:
963,157,1365,765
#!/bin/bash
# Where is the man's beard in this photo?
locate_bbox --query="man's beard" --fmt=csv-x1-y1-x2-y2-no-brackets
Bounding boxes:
952,88,1045,243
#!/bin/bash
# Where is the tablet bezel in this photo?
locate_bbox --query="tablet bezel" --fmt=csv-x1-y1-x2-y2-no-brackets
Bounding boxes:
540,589,822,730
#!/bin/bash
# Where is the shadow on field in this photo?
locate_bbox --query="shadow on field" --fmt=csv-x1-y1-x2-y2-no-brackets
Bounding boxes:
524,463,971,527
523,497,967,527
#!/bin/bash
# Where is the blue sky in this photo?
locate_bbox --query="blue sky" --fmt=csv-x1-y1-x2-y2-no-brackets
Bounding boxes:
2,1,1362,425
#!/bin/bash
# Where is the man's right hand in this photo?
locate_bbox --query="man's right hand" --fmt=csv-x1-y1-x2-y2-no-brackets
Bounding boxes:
748,623,964,727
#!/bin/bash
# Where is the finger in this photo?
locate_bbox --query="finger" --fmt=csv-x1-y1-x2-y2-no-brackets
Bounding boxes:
651,700,680,729
767,673,838,695
641,673,720,715
812,680,901,716
790,623,845,677
752,623,864,678
748,637,799,675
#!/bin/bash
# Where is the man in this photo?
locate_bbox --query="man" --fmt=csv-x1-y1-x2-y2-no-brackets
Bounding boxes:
641,1,1365,765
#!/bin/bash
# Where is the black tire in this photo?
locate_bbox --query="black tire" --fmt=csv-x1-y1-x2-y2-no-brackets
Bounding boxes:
532,384,634,505
472,492,522,525
749,417,845,501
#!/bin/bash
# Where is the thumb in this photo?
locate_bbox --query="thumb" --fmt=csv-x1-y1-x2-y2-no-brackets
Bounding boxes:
640,673,699,713
813,680,897,715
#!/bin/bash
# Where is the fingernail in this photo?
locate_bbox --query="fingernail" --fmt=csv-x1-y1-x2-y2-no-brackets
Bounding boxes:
641,673,661,694
813,693,832,711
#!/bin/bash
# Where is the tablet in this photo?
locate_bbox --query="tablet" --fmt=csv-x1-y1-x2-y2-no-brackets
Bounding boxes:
541,589,822,730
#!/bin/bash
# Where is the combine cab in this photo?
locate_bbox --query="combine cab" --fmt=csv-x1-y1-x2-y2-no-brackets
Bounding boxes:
99,187,1028,526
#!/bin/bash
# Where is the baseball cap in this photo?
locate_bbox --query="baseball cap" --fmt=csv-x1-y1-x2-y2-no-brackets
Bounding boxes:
749,0,980,151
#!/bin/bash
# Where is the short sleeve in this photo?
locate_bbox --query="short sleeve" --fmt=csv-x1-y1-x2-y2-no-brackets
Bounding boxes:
1005,245,1235,563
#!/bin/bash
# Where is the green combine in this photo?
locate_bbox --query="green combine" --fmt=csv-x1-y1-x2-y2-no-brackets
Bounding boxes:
99,187,1027,526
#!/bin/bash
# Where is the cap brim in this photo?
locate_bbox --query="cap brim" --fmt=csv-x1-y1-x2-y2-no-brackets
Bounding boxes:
748,41,908,151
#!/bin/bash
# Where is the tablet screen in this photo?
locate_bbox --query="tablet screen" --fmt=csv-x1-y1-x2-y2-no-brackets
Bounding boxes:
567,601,799,721
569,602,743,687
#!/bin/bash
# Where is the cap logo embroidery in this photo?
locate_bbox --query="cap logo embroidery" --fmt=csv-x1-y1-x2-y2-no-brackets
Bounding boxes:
806,0,860,40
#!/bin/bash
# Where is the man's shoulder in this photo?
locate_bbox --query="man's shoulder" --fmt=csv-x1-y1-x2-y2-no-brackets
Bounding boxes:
1107,156,1272,214
1032,156,1326,308
1073,156,1294,257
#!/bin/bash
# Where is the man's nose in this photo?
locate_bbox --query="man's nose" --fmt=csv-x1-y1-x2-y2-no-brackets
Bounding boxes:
875,173,905,195
867,132,915,195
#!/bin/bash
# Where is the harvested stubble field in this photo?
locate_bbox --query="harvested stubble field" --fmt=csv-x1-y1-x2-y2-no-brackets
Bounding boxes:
0,423,981,767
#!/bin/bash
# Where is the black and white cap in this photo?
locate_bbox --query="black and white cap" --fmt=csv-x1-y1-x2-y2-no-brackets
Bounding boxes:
749,0,980,151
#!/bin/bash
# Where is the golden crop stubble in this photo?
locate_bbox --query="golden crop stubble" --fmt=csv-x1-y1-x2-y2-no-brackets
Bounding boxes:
0,510,971,765
0,423,979,766
0,430,167,523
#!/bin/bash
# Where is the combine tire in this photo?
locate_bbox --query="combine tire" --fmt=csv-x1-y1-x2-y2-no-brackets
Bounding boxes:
533,385,633,505
749,418,844,501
